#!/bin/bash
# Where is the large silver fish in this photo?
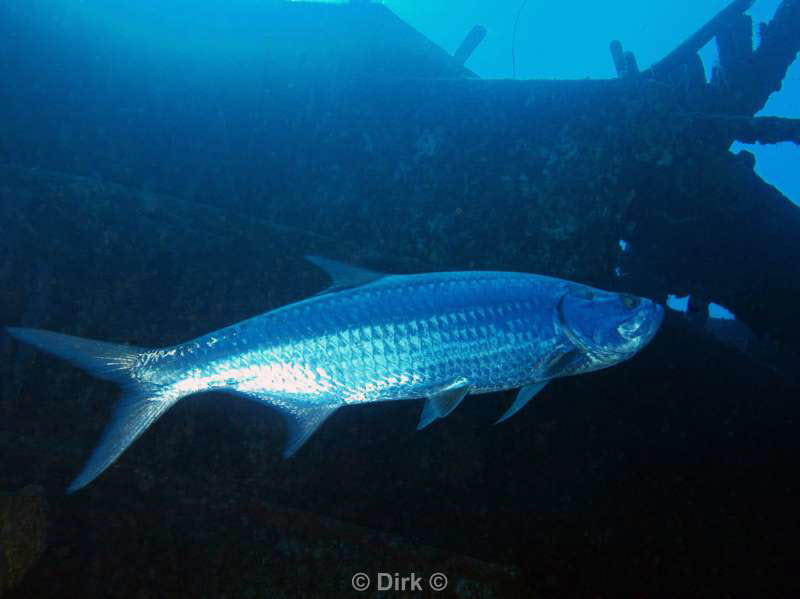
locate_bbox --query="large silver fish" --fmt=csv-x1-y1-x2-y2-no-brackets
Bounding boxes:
7,257,663,491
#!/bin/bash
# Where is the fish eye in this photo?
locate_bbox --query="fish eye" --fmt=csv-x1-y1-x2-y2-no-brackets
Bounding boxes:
620,294,640,309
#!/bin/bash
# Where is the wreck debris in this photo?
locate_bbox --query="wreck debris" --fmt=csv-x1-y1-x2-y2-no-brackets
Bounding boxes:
697,114,800,145
610,40,626,77
628,0,800,115
624,50,640,77
645,0,755,82
742,0,800,113
453,25,487,66
610,40,641,79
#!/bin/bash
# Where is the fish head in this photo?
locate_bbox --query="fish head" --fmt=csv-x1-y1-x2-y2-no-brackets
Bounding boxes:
557,285,663,370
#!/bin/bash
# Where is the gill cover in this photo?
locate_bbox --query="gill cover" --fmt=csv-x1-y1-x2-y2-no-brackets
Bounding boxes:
557,287,649,361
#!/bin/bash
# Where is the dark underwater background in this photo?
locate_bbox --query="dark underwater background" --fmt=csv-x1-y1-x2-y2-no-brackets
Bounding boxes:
1,1,799,597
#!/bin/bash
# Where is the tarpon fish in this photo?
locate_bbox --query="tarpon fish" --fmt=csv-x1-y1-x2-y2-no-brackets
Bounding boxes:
7,257,663,491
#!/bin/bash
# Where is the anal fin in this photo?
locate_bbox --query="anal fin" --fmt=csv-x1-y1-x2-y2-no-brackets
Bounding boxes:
240,391,339,458
282,404,339,458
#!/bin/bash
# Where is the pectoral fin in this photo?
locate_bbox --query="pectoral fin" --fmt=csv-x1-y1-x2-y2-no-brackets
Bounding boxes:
541,348,584,379
495,381,548,424
417,378,470,430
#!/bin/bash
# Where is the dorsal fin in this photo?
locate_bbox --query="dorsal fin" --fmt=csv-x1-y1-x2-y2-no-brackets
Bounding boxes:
305,255,386,294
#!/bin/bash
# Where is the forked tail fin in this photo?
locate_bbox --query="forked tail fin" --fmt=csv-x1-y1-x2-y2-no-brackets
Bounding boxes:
6,327,182,492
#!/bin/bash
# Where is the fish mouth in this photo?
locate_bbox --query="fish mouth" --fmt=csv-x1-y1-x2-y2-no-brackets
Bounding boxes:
617,299,664,345
556,290,664,363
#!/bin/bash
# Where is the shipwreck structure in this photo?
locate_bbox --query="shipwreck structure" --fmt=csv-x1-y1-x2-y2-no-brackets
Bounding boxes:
1,0,798,596
1,0,798,345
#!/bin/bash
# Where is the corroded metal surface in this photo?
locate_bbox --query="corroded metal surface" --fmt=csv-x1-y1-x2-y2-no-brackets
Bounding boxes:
0,486,47,596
